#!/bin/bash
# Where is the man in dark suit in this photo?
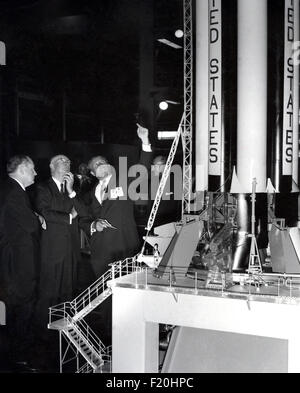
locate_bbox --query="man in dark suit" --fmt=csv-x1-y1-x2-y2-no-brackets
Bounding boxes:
0,155,41,371
79,125,152,344
34,154,84,336
83,124,152,278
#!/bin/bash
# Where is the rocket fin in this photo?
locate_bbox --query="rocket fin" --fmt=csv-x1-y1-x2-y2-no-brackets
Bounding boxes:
229,167,248,194
266,178,277,193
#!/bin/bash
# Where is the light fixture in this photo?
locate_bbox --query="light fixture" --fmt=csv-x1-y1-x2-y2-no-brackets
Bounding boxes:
158,131,178,140
159,101,169,111
158,100,181,111
175,29,183,38
165,100,180,105
0,41,6,65
157,38,182,49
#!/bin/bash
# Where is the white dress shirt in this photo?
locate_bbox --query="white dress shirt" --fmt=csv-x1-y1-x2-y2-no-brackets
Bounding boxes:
95,174,112,205
52,177,76,224
52,177,76,198
91,144,151,232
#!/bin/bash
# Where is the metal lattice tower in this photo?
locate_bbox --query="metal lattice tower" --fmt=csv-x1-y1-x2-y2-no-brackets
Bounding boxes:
182,0,193,217
145,115,184,231
144,0,194,233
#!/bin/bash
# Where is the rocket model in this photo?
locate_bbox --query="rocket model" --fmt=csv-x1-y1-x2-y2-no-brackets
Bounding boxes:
193,0,300,273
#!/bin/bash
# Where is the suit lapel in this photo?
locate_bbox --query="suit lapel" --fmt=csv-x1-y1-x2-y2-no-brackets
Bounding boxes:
8,178,35,215
49,178,61,195
100,197,113,216
9,178,29,204
100,177,117,214
91,185,113,217
49,178,69,200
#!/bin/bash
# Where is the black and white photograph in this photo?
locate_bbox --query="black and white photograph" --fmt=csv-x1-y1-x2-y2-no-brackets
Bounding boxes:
0,0,299,378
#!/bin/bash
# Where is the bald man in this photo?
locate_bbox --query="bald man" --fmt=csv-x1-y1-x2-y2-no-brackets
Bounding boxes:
79,126,152,344
82,125,152,279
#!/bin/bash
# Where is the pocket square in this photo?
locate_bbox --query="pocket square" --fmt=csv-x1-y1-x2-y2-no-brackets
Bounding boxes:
110,186,124,199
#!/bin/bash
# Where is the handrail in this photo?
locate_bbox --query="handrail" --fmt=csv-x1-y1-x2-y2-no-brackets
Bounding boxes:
48,257,144,365
70,257,142,315
49,257,143,323
77,362,94,373
75,317,107,354
49,302,106,357
49,257,300,374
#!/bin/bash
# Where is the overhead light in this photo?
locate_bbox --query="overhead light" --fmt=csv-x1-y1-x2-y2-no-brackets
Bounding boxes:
159,101,169,111
159,100,181,111
175,29,184,38
0,41,6,65
157,38,182,49
158,131,178,140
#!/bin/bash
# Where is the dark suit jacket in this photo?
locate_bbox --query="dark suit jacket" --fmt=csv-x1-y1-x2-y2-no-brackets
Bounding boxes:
81,150,152,277
0,177,40,303
34,178,83,298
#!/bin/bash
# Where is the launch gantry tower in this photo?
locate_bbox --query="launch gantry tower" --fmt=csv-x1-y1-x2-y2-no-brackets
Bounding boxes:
146,0,194,233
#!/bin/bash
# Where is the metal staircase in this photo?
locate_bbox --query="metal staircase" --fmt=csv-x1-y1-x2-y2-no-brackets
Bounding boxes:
67,327,102,370
48,257,142,373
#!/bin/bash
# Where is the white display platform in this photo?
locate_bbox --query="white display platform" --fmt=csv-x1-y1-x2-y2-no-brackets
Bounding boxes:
109,272,300,373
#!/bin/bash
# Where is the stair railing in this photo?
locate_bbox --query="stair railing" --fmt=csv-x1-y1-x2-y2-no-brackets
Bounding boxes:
72,316,107,355
70,256,142,316
49,302,107,358
76,362,94,373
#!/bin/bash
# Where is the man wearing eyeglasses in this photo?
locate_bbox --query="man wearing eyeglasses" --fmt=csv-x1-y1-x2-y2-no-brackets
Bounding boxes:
82,124,152,279
79,125,152,344
34,154,85,341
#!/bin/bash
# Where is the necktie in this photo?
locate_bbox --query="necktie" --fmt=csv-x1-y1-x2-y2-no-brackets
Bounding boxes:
60,183,64,194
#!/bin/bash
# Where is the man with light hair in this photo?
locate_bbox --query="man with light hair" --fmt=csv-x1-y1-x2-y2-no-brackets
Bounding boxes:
34,154,85,340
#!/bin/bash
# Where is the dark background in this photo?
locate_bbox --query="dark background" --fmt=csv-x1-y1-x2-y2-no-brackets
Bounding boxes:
0,0,184,181
0,1,297,203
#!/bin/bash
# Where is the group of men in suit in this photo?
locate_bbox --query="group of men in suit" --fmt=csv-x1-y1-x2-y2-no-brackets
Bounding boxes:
0,124,156,371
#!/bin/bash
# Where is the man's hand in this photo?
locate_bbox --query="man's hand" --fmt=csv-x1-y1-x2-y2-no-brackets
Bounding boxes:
35,212,47,230
137,123,150,145
63,172,75,194
95,221,105,232
71,207,78,220
95,219,109,232
95,219,116,232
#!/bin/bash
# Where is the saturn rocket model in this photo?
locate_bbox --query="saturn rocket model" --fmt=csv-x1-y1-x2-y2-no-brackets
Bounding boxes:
194,0,300,271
